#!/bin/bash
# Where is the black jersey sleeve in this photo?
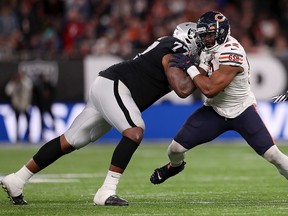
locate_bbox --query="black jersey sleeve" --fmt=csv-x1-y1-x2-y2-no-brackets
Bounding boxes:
134,36,190,60
158,36,190,55
99,36,191,111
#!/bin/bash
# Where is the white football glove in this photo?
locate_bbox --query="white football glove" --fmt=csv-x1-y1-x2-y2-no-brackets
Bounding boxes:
199,53,213,71
272,90,288,103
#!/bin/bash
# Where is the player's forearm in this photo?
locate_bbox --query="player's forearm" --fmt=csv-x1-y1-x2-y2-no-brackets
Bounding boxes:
193,75,219,98
174,76,197,98
186,66,219,98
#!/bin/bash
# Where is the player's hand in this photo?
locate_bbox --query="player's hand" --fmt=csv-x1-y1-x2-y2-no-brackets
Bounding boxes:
199,53,213,71
169,53,196,71
272,90,288,103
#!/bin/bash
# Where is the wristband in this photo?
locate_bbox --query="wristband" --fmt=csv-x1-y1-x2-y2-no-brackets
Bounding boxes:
187,66,200,80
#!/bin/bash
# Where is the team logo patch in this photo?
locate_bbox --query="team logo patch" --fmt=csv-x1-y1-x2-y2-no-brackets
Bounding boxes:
215,13,226,22
219,52,243,64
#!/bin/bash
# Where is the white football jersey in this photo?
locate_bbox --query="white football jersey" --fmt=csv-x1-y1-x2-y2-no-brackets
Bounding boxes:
200,36,256,118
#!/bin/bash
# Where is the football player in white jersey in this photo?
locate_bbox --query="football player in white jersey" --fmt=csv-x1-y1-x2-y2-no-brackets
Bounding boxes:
1,22,201,206
151,11,288,188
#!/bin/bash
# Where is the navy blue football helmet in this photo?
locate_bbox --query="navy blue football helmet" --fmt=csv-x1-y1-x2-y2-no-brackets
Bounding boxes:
196,11,230,50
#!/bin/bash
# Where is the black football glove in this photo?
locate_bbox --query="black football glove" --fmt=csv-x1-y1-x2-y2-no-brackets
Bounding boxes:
169,53,196,71
272,90,288,103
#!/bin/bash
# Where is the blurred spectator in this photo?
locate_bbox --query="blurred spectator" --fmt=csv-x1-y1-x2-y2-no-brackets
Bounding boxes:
63,4,85,57
0,0,287,59
33,73,56,137
5,70,33,142
16,1,40,50
0,1,19,44
0,1,21,60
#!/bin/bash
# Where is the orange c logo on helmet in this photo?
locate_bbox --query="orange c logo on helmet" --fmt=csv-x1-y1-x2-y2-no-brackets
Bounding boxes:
215,13,226,22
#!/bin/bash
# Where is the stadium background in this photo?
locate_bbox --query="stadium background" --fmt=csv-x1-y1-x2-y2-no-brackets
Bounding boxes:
0,0,287,143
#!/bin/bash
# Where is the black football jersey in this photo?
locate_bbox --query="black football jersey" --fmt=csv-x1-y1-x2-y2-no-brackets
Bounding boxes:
99,36,189,111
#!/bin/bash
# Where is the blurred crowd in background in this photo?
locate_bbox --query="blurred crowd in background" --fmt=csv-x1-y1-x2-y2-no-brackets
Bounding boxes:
0,0,288,61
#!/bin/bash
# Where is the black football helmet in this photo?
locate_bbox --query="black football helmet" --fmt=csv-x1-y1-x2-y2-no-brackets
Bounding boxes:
196,11,230,50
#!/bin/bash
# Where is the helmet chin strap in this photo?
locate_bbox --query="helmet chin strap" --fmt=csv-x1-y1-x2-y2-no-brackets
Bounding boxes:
203,34,230,52
203,42,219,52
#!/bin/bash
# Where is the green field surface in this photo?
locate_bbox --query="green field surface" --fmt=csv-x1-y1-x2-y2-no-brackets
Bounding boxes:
1,141,288,216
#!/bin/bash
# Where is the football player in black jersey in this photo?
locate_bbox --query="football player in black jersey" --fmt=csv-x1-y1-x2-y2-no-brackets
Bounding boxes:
1,22,201,206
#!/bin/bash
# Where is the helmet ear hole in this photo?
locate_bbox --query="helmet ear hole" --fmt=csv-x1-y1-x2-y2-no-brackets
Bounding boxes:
173,22,200,55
